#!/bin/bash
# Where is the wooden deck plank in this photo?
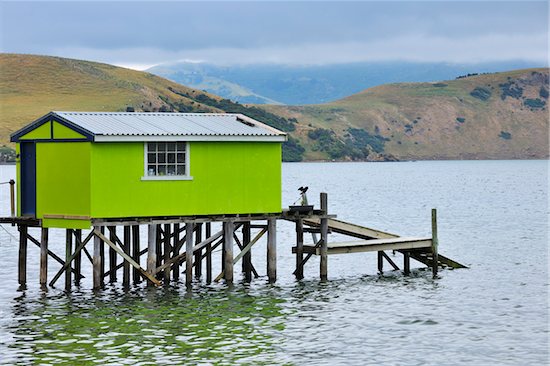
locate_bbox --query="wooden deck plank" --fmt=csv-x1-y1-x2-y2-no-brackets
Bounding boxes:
293,237,432,256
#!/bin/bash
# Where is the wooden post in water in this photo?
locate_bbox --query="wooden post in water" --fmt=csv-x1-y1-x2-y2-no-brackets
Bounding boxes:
109,226,117,283
74,229,82,285
147,224,157,285
172,223,180,281
377,251,384,274
295,219,304,280
99,226,105,281
431,208,439,278
18,225,28,286
156,224,162,269
242,222,252,282
65,229,73,291
186,222,195,286
93,226,102,289
40,227,49,286
320,193,328,281
267,218,277,283
403,251,410,275
195,223,203,279
132,225,141,284
206,223,212,284
223,221,234,283
164,224,171,283
123,226,131,287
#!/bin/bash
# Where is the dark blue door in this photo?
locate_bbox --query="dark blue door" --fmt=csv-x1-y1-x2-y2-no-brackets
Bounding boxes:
20,142,36,216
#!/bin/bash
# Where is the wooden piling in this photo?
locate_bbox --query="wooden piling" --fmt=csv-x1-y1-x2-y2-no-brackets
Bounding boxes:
40,227,49,286
93,226,102,289
195,223,203,279
267,218,277,283
123,226,131,287
223,221,234,283
164,224,171,283
172,223,180,281
132,225,141,284
99,226,105,281
242,222,252,282
18,225,28,286
320,193,328,281
147,224,157,283
74,229,82,285
109,226,117,283
295,219,304,280
206,222,212,284
65,229,73,291
403,251,410,275
186,222,195,286
377,251,384,274
156,224,162,269
431,208,439,278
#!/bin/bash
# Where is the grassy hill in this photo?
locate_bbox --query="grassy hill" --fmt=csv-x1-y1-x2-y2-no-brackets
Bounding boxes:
0,53,297,157
263,68,549,160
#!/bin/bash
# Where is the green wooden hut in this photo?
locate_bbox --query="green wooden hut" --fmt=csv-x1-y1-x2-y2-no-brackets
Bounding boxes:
10,111,286,229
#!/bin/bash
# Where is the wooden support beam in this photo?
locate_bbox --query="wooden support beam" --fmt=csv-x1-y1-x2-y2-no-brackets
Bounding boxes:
99,226,105,281
49,231,94,287
94,229,161,286
432,208,439,278
93,226,102,289
319,192,328,281
403,251,410,275
123,226,131,287
195,223,202,279
109,226,117,283
377,251,384,274
186,222,195,286
65,229,73,291
267,218,277,283
206,223,212,284
132,225,141,284
156,224,162,270
27,231,85,279
223,221,234,283
74,229,82,285
242,222,252,282
172,223,180,281
295,219,304,280
381,251,400,271
147,224,157,284
164,224,171,283
233,232,259,278
40,228,48,287
292,238,322,276
18,225,28,286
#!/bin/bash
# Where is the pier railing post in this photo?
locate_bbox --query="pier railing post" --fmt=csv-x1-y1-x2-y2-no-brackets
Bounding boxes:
9,179,15,217
223,221,234,284
147,224,157,285
18,225,28,286
65,229,73,291
93,226,102,289
40,227,49,287
186,222,195,286
431,208,439,278
320,193,328,281
267,218,277,283
295,219,304,280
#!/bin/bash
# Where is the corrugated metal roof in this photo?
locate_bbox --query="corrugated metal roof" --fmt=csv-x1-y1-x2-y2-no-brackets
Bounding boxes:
53,112,286,140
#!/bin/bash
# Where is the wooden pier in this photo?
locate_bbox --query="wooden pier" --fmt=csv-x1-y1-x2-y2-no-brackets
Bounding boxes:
1,193,466,291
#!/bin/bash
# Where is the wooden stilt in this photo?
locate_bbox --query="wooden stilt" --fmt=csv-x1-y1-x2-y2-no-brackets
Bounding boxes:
164,224,171,283
242,222,252,282
186,222,195,286
40,227,49,286
295,219,304,280
206,223,212,284
173,223,180,281
320,192,328,281
49,231,94,287
123,226,131,287
156,224,162,270
109,226,117,283
18,225,28,286
223,221,234,283
93,226,102,289
267,218,277,283
65,229,73,291
74,229,82,285
432,208,439,278
195,223,202,279
403,251,410,275
377,251,384,274
99,226,105,281
147,224,157,284
132,225,141,284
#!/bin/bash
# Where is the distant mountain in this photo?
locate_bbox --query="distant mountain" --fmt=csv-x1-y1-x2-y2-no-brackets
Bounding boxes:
262,68,549,161
148,61,543,105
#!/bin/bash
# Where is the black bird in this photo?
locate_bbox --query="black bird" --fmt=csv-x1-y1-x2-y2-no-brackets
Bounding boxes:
298,186,308,193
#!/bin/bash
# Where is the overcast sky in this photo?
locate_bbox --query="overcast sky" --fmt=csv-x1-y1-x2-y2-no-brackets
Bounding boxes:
0,1,548,70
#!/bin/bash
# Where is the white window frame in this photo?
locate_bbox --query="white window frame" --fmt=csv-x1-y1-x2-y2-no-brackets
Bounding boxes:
141,141,193,181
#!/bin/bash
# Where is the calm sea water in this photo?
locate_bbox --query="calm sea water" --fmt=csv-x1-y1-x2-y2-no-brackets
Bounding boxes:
0,160,547,365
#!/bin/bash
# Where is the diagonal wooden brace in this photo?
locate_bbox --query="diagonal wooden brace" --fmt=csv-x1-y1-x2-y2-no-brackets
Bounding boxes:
49,231,95,286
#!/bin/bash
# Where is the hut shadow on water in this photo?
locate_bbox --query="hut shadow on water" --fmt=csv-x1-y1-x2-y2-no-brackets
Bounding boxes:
7,285,289,365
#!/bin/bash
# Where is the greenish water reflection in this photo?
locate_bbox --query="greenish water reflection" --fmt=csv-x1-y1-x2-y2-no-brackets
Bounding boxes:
8,284,290,365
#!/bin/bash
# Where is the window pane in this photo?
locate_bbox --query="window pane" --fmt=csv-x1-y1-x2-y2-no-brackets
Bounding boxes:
177,153,185,163
147,165,156,176
167,153,175,163
158,153,166,163
167,143,176,151
148,143,157,152
147,153,156,163
158,143,166,152
176,165,185,175
158,165,166,175
167,165,176,175
177,142,185,151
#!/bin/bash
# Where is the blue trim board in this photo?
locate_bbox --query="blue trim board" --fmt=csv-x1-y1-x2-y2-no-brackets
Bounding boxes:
10,112,95,142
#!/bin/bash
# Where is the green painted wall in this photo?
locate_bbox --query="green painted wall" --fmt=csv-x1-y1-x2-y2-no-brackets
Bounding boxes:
20,121,51,140
52,122,86,139
90,141,282,218
36,142,92,228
